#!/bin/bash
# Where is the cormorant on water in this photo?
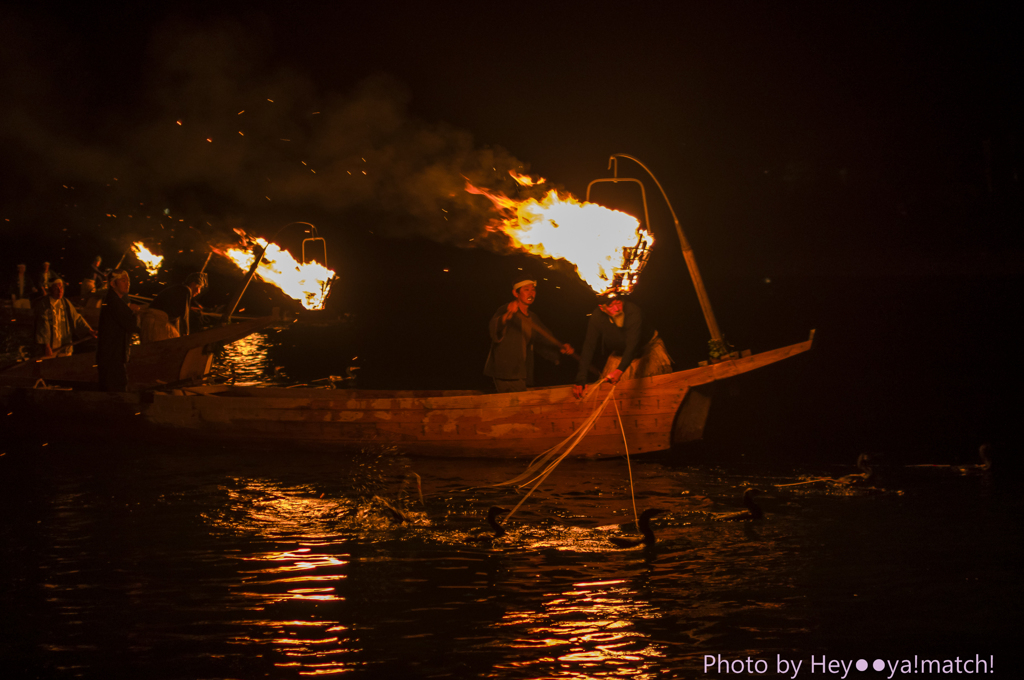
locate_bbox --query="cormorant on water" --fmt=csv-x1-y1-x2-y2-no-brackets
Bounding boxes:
374,496,408,524
713,488,764,521
957,444,992,475
486,506,509,537
609,508,665,548
904,444,993,476
463,506,509,544
370,472,428,526
397,472,426,508
834,453,874,485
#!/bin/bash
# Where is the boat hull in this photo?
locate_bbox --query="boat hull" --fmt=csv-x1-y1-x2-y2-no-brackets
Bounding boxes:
0,314,279,389
1,331,813,458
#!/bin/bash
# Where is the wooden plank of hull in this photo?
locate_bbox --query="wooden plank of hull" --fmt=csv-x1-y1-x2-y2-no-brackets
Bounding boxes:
135,382,686,458
0,314,278,388
150,396,680,457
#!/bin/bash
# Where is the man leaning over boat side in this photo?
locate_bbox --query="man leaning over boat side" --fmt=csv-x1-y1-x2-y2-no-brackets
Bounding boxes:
139,272,207,342
97,269,141,392
33,278,97,358
571,292,673,399
484,277,574,393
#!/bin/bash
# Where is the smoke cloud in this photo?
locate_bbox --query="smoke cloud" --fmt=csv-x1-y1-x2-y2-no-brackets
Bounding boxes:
0,12,538,251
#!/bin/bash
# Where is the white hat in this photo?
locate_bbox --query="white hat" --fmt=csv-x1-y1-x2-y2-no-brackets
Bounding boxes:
512,278,537,293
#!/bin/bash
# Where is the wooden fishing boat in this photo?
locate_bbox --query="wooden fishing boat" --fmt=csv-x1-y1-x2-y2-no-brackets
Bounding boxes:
4,158,817,458
0,330,813,458
0,312,280,390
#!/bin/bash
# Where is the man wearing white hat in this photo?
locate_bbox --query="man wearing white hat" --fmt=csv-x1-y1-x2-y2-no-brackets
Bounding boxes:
33,278,96,357
484,277,574,393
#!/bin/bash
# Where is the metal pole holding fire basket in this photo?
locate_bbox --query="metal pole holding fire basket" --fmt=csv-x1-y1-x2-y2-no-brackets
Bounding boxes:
605,154,723,345
222,244,266,325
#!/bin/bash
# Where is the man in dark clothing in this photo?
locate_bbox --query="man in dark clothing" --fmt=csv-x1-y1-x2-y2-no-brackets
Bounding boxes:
97,270,141,392
89,256,108,287
484,277,574,393
572,295,672,398
140,272,206,341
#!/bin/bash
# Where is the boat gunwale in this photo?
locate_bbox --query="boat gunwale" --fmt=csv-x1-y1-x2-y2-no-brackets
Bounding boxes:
154,330,815,411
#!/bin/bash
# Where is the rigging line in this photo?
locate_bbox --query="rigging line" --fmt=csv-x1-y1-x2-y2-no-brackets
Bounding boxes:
500,395,608,491
614,398,639,529
503,385,618,523
520,381,604,469
491,383,612,488
775,478,833,488
510,406,603,487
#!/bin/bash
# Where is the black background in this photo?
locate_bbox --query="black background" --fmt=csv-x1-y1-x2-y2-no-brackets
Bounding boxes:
2,1,1020,465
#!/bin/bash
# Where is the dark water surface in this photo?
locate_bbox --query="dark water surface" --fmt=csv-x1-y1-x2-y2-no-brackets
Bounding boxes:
3,272,1021,677
2,439,1019,679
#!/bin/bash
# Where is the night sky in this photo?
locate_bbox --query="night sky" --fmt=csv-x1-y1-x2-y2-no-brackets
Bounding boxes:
2,2,1021,461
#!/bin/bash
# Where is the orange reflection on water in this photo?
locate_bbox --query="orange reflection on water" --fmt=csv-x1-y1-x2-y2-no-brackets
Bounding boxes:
217,332,275,386
274,654,354,676
272,636,340,645
286,588,338,601
494,577,666,677
298,664,353,676
250,547,348,574
209,479,353,647
219,481,347,538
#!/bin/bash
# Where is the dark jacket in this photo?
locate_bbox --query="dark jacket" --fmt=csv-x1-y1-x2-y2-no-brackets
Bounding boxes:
148,284,193,334
574,300,655,384
97,287,140,367
483,304,562,385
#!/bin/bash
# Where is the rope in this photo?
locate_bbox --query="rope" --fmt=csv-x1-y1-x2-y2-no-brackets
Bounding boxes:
614,398,639,529
491,382,609,488
498,383,618,523
775,477,834,487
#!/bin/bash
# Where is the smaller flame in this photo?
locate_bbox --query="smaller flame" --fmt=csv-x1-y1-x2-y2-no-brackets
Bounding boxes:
220,234,335,310
509,169,546,187
131,242,164,276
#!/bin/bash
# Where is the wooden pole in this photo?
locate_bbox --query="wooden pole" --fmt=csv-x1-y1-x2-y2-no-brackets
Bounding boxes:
608,154,723,344
14,336,95,365
526,317,600,377
114,248,131,270
221,245,266,325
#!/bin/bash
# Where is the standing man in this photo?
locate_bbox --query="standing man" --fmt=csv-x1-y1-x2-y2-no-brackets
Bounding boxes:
97,270,141,392
572,293,673,398
34,278,96,357
37,261,55,294
139,272,207,342
484,276,574,393
9,263,37,311
89,256,108,288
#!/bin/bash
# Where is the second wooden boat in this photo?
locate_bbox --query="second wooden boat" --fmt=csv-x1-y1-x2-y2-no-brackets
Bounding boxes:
0,312,280,390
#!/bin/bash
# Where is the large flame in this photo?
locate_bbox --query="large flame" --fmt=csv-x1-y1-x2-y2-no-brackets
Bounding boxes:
467,182,653,295
221,235,335,310
131,242,164,277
